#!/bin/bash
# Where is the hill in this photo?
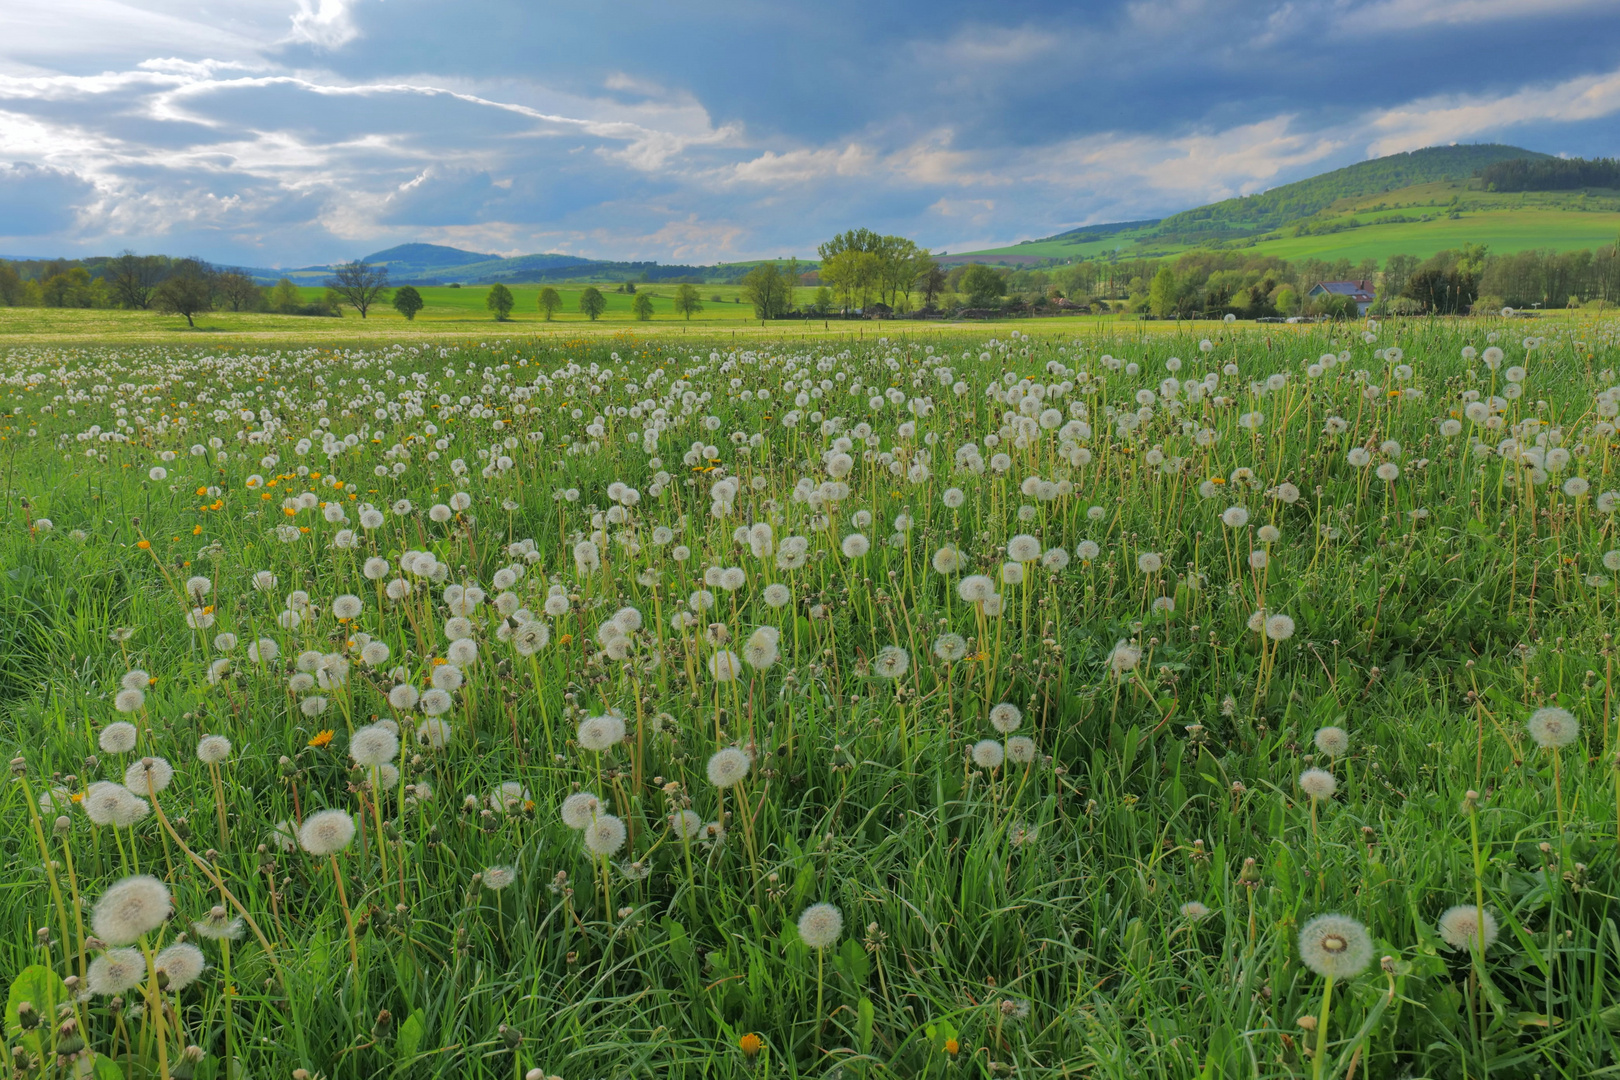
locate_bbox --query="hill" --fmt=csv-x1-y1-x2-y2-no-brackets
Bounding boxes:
949,143,1615,266
254,245,806,287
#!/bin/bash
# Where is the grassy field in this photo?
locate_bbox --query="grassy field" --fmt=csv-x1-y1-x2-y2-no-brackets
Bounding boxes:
965,184,1620,264
0,301,1286,346
4,318,1620,1079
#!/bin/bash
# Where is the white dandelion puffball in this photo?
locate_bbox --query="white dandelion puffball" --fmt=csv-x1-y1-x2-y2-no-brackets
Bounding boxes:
797,902,844,949
763,583,792,608
971,739,1005,769
1298,768,1337,800
706,747,751,788
958,575,996,603
83,782,147,827
1137,552,1163,574
299,809,357,856
1007,534,1041,562
709,650,743,682
1298,914,1373,979
88,948,148,996
154,942,207,990
1006,736,1037,764
482,866,517,891
669,809,704,839
92,874,172,945
1526,707,1578,749
989,702,1022,733
416,719,454,749
1264,614,1295,641
577,714,627,752
350,724,400,768
196,735,232,764
419,688,453,716
114,687,146,713
100,722,138,754
933,633,968,662
1437,905,1499,952
560,791,602,829
388,683,421,711
1221,506,1249,528
841,533,870,559
1109,640,1141,675
124,756,173,794
583,814,628,857
1313,727,1349,757
873,645,910,678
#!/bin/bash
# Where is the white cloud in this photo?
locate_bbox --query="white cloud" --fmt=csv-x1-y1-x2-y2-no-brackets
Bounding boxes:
1363,65,1620,157
1349,0,1608,31
726,144,875,185
286,0,361,49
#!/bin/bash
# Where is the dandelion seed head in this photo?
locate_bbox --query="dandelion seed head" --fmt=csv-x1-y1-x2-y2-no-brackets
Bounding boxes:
1298,768,1337,800
797,902,844,949
706,747,751,788
92,875,171,945
100,722,138,754
88,947,148,995
1527,706,1578,749
1298,914,1373,979
155,942,207,990
577,714,627,752
583,814,627,856
298,809,357,856
1438,904,1499,951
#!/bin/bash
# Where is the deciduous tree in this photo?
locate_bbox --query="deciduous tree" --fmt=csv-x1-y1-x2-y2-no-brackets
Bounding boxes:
538,287,561,320
486,283,515,321
579,286,606,321
392,285,424,320
106,250,164,309
672,282,703,320
327,260,389,318
153,259,215,327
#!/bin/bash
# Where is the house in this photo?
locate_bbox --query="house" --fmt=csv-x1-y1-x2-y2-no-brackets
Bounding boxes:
1308,279,1377,315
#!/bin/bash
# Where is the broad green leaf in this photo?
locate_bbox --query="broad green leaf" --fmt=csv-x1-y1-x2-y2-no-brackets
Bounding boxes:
395,1008,425,1066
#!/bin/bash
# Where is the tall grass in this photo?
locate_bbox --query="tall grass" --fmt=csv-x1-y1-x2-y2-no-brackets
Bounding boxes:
2,319,1619,1079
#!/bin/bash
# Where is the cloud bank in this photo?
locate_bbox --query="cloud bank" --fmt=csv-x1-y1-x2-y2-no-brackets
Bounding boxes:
2,0,1617,265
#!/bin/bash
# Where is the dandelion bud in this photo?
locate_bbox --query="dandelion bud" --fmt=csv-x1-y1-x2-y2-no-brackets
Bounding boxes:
1295,1015,1317,1032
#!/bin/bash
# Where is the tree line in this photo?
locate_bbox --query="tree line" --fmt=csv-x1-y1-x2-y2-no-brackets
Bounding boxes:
1480,155,1620,193
0,252,345,321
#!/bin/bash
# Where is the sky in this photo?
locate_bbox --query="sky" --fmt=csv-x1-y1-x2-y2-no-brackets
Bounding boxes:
2,0,1618,268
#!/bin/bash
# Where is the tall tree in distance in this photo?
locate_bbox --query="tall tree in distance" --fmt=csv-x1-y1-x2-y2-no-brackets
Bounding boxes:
672,282,704,320
486,283,515,321
214,270,263,312
741,262,791,318
106,250,164,309
268,278,302,314
579,286,606,321
327,260,389,318
153,258,215,327
916,262,948,308
538,287,561,320
392,285,424,320
631,291,654,320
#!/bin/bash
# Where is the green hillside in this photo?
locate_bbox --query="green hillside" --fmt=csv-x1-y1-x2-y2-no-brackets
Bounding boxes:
957,143,1620,266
